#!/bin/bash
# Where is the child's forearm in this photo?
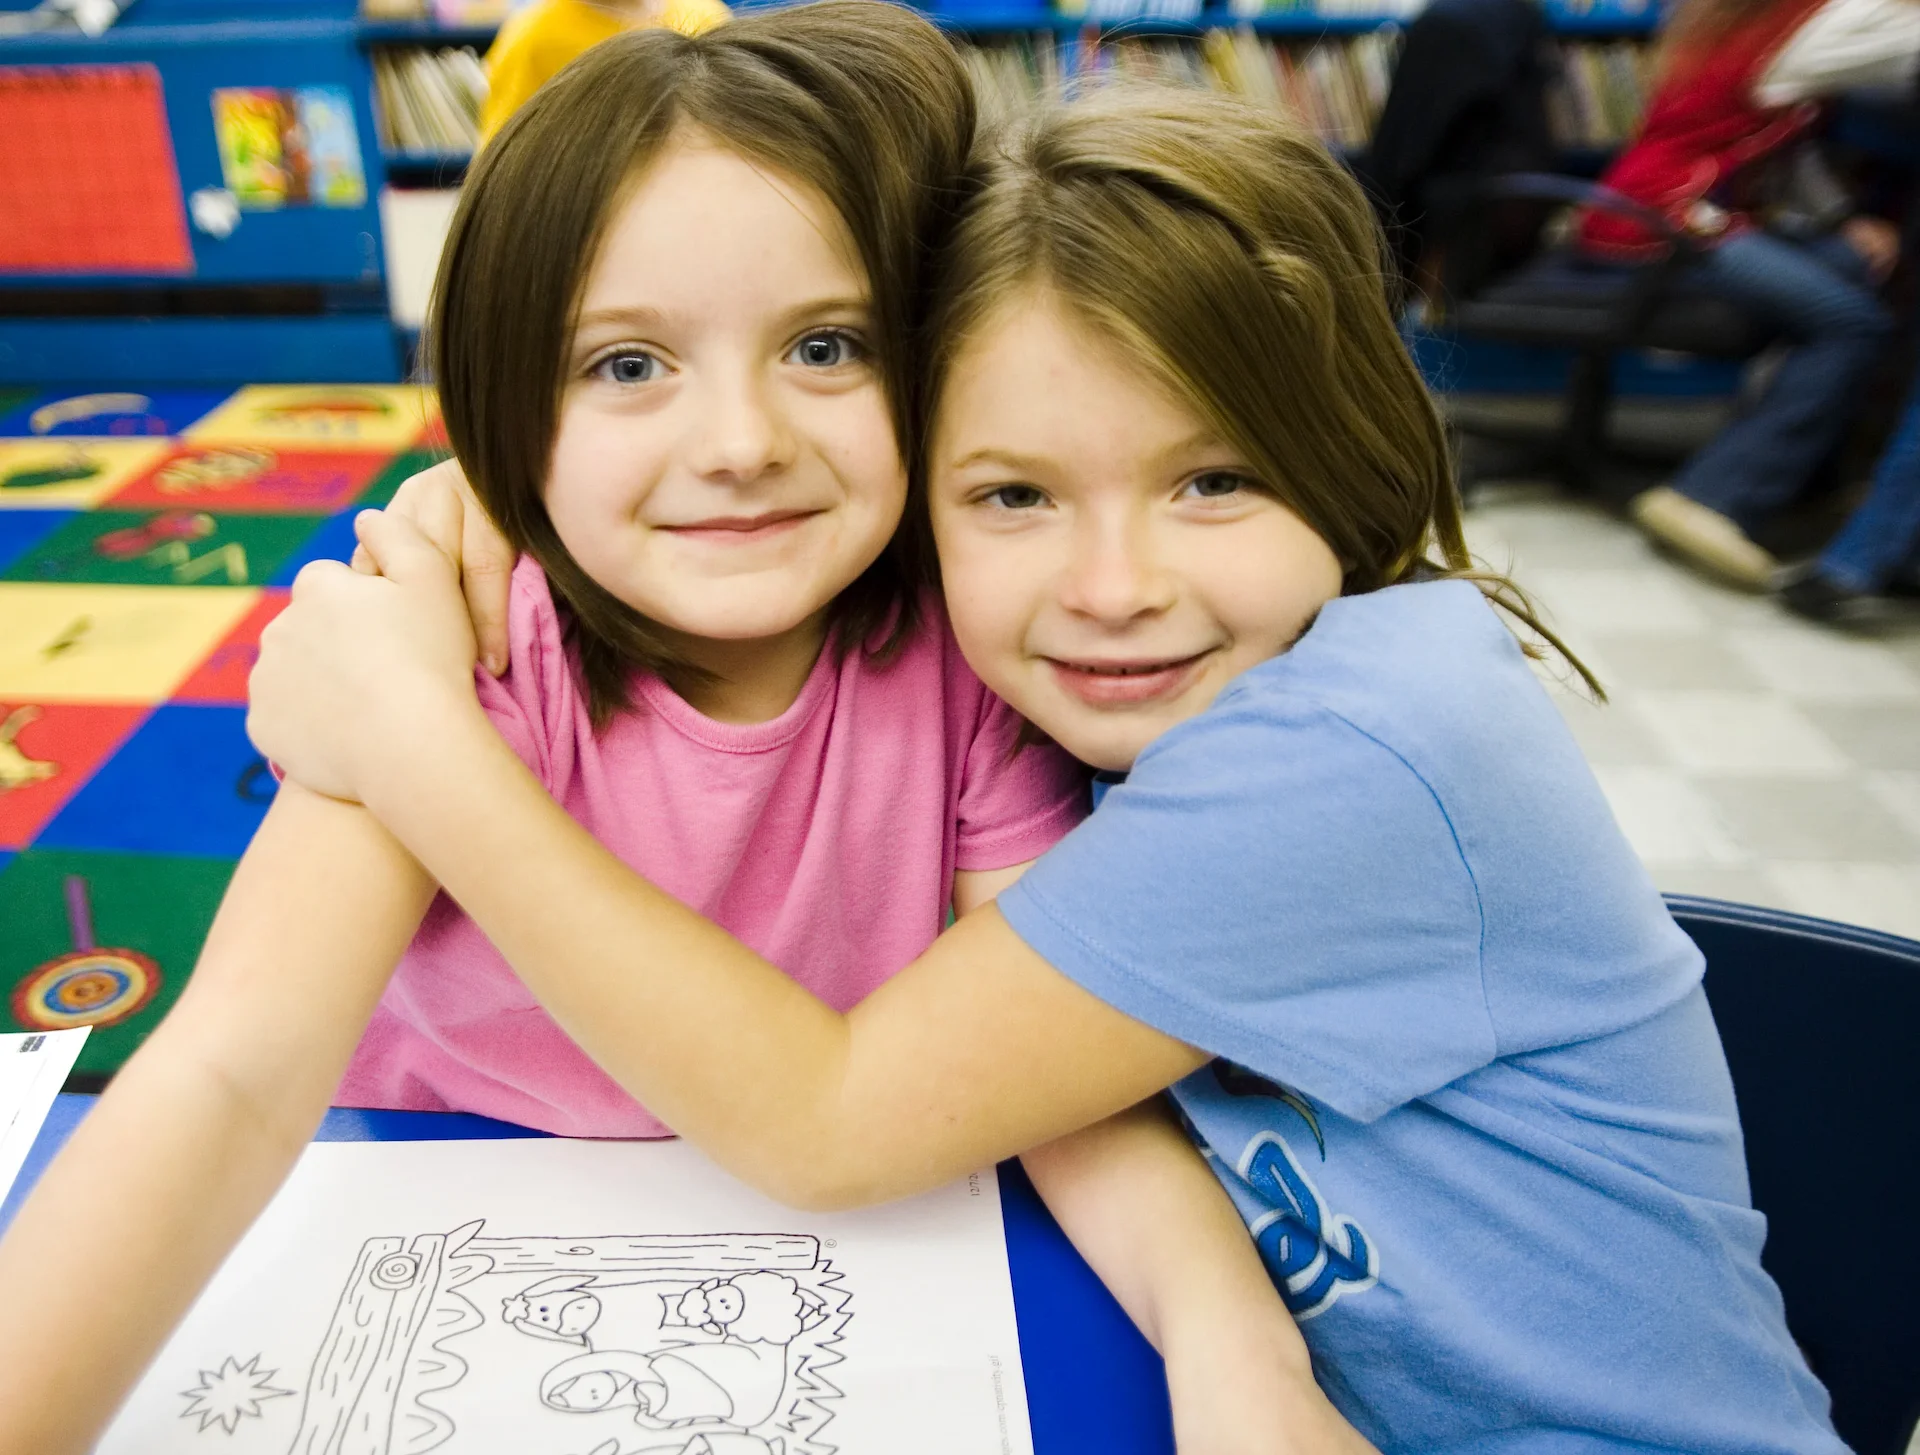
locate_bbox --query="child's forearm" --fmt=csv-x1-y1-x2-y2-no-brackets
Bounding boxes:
1021,1100,1379,1455
0,787,434,1455
1021,1098,1296,1356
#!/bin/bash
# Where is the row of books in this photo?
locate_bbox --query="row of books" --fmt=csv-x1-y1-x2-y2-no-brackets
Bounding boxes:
361,0,509,24
962,30,1398,149
1550,39,1654,146
962,32,1648,151
368,24,1648,160
363,0,1654,25
372,45,488,155
1222,0,1426,18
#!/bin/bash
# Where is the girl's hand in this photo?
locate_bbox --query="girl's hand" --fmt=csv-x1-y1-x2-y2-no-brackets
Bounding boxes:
352,457,518,676
249,510,481,803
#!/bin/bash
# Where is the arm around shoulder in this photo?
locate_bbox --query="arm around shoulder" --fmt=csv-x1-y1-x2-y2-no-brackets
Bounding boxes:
0,783,435,1455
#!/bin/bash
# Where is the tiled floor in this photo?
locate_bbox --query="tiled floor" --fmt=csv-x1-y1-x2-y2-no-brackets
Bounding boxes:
1463,488,1920,940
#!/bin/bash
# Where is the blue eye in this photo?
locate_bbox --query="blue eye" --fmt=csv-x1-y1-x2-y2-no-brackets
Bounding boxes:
592,351,660,385
984,484,1047,511
788,330,864,368
1184,471,1250,500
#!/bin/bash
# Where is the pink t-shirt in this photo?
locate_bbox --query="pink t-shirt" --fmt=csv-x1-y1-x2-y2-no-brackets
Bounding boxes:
337,558,1088,1137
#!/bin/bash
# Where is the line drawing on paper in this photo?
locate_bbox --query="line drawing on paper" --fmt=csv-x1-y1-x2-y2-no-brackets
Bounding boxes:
179,1355,295,1433
230,1221,850,1455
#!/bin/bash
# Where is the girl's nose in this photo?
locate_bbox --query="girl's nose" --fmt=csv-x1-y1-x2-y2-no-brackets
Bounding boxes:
1059,516,1177,625
687,368,798,484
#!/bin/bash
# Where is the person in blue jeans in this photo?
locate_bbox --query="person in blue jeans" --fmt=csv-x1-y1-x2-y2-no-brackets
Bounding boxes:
1631,228,1893,587
1780,349,1920,620
1580,0,1920,589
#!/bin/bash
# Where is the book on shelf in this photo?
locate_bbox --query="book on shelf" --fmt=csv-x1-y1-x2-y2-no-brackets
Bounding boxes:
961,28,1399,149
1055,0,1206,23
1225,0,1425,20
373,45,488,155
1546,39,1652,146
360,0,514,24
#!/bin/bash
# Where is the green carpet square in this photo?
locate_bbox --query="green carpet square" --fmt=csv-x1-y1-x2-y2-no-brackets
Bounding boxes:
1,848,236,1079
2,510,325,587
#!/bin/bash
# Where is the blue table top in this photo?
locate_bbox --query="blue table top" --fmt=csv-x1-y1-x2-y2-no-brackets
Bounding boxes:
5,1095,1173,1454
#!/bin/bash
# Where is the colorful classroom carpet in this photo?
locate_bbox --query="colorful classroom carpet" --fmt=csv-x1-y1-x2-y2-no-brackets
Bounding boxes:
0,385,446,1085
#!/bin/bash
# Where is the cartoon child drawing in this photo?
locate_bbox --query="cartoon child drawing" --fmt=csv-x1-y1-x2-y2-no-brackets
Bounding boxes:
524,1271,828,1431
502,1275,601,1345
674,1272,827,1343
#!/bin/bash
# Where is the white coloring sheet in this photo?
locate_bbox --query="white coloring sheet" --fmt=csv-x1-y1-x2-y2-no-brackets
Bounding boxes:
0,1026,88,1209
97,1136,1034,1455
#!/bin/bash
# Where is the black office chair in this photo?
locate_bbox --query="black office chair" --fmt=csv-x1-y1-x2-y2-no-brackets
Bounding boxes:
1668,894,1920,1455
1434,175,1775,501
1357,0,1778,500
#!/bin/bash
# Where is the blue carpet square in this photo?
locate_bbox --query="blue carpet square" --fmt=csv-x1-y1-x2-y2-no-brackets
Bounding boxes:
0,511,75,573
37,705,276,858
0,389,232,438
267,510,361,586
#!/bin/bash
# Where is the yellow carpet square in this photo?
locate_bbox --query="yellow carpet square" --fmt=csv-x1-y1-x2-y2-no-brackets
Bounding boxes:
0,441,173,510
185,385,440,450
0,583,260,703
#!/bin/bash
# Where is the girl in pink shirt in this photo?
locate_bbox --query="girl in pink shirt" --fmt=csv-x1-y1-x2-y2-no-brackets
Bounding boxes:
354,556,1081,1136
0,8,1312,1452
333,6,1087,1138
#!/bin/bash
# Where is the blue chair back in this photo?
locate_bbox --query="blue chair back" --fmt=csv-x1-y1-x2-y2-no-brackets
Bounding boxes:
1669,895,1920,1455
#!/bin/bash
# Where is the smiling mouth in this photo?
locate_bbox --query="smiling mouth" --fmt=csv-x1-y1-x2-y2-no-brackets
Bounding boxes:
658,510,820,543
1044,653,1210,706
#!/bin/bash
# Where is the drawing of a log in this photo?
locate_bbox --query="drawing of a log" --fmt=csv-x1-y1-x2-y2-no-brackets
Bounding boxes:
465,1233,820,1273
290,1231,450,1455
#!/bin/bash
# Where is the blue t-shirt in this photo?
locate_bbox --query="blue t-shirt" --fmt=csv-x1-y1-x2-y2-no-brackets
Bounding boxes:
999,580,1843,1455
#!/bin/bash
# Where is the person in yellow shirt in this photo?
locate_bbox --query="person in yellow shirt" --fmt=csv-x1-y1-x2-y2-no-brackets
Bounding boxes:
478,0,729,141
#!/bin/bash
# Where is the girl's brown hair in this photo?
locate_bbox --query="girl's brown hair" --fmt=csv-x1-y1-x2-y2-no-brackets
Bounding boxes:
430,1,975,721
921,86,1601,697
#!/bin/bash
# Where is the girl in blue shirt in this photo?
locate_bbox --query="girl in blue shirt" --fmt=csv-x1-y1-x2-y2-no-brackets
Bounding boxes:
108,87,1856,1451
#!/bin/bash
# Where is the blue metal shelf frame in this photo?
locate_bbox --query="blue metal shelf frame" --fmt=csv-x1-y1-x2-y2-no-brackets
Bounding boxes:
361,0,1658,45
0,0,400,380
1,6,391,287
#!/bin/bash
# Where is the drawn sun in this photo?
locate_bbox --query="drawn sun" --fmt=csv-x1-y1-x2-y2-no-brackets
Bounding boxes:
179,1354,295,1434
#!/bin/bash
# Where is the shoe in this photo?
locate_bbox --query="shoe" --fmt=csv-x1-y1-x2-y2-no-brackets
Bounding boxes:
1778,570,1874,625
1629,486,1780,590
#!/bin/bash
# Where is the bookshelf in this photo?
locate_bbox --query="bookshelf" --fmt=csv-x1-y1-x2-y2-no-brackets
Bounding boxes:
367,0,1659,181
1,0,1661,385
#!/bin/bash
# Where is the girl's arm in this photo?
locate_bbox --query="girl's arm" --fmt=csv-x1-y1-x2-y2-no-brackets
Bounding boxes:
1022,1103,1380,1455
956,865,1371,1455
0,785,435,1455
251,515,1208,1207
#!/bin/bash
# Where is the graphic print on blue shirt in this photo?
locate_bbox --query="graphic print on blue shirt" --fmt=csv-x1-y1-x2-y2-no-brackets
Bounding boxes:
1207,1064,1377,1319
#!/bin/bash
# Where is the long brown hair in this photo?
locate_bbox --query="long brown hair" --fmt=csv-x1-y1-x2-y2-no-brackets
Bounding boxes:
429,1,975,721
921,86,1602,697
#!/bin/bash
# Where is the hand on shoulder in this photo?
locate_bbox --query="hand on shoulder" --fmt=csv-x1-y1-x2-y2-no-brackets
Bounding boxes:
352,456,519,675
249,511,485,803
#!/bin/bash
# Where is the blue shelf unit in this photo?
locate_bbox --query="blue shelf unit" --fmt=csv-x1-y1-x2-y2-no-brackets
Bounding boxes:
0,0,403,383
2,0,1660,388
